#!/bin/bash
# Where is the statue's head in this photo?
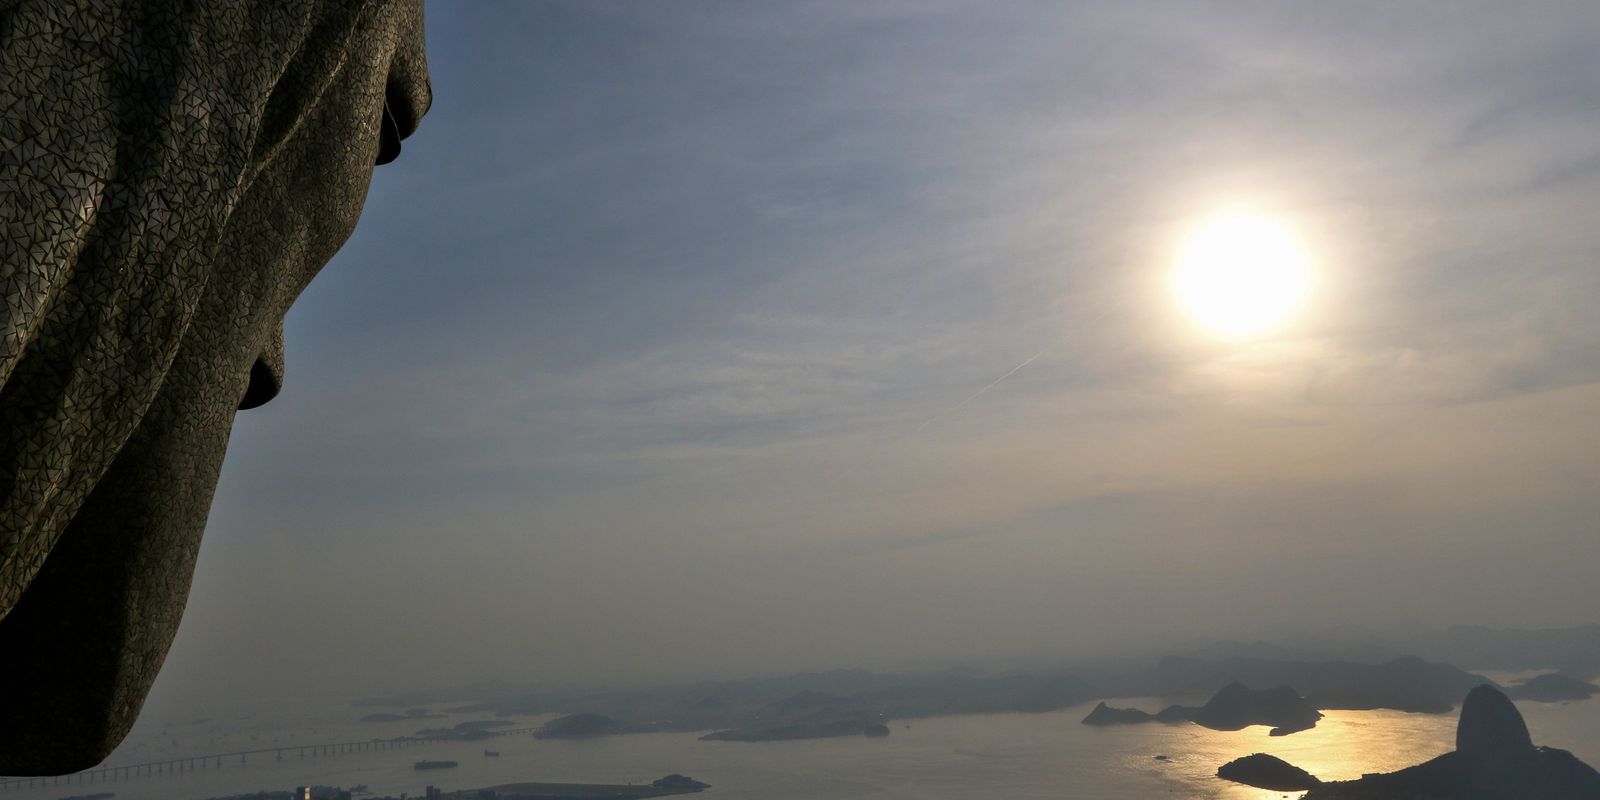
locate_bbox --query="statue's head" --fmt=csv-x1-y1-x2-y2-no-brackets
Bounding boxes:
0,1,430,773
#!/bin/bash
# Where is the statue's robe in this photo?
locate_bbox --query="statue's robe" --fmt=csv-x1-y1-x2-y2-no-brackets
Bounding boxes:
0,0,429,773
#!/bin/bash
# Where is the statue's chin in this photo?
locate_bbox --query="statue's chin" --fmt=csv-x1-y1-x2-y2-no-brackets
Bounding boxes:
0,381,235,775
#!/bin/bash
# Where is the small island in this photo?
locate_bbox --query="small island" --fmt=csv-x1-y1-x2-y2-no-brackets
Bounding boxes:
1506,672,1598,703
1217,753,1321,792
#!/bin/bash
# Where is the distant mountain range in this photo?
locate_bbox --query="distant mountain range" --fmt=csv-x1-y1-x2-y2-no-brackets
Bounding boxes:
352,624,1597,744
369,656,1497,743
1089,654,1491,713
1169,624,1600,679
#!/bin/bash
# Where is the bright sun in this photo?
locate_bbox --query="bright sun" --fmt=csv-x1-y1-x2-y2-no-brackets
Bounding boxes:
1172,212,1314,339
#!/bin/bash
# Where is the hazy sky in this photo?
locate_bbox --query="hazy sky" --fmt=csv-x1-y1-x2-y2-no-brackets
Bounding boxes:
147,1,1600,712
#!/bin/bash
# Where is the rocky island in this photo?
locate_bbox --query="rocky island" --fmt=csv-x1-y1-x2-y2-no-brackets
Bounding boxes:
1216,753,1321,792
1506,672,1598,702
1190,682,1323,734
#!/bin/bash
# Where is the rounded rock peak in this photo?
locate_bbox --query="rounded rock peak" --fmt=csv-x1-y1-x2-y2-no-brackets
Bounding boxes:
1455,684,1533,756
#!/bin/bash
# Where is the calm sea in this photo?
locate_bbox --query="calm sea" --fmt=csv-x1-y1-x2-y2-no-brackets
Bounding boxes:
8,698,1598,800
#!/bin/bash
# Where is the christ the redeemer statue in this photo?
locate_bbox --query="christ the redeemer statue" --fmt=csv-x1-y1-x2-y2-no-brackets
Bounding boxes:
0,0,430,773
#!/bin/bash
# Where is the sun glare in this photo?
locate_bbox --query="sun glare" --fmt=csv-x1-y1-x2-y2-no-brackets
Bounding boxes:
1172,212,1314,339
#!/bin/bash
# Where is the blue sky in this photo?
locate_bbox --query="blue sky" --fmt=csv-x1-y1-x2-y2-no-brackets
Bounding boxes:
145,1,1600,709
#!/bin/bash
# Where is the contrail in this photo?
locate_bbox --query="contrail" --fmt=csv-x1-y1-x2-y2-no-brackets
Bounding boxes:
914,342,1056,432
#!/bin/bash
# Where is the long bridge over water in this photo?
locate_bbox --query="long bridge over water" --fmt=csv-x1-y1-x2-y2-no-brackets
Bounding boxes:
0,727,544,792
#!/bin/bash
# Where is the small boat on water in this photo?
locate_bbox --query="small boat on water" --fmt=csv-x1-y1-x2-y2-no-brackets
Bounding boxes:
483,749,500,757
413,760,458,770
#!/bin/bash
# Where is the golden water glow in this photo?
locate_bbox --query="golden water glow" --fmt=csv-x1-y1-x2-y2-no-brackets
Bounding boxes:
1172,211,1314,339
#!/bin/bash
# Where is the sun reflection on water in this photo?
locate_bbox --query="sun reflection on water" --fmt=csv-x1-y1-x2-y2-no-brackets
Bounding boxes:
1207,709,1457,799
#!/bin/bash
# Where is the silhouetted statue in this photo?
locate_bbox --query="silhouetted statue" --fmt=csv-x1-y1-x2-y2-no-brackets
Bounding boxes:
0,0,430,773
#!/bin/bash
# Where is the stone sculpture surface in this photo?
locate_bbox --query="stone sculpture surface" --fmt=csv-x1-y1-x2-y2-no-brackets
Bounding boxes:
0,0,430,773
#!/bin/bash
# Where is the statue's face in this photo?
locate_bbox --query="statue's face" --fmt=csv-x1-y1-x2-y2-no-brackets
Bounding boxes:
0,5,429,775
